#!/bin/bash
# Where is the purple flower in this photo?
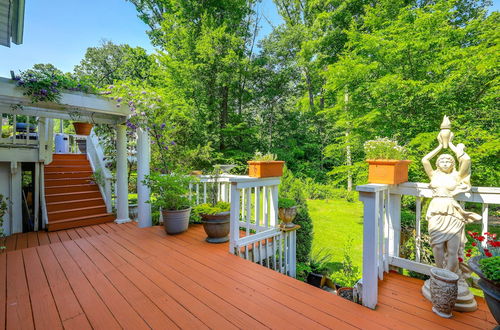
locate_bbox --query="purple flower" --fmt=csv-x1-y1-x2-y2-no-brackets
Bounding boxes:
110,97,114,100
117,97,122,102
40,89,47,95
109,85,115,89
170,141,176,145
141,91,146,94
161,123,166,129
13,76,20,81
164,146,169,150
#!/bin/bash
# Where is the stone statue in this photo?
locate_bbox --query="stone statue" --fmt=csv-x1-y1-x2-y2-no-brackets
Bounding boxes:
421,115,481,312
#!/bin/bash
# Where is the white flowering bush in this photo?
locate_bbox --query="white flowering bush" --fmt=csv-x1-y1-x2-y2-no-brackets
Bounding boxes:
364,137,406,160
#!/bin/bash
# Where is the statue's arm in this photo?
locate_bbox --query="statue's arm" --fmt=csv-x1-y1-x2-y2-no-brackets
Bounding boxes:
449,142,471,179
422,144,442,178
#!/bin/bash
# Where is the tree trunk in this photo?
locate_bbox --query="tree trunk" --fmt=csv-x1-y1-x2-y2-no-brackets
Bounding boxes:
220,85,229,151
345,91,352,192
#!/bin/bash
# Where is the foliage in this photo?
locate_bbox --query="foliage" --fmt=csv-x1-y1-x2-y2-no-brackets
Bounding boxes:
300,178,356,202
90,169,105,188
309,248,333,275
278,197,296,209
14,64,94,103
479,256,500,282
279,167,313,263
364,137,407,160
0,194,7,249
330,238,361,288
252,151,277,161
143,172,193,210
193,202,230,216
296,262,312,282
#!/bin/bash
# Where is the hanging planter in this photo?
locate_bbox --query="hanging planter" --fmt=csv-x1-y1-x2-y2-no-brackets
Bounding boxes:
73,122,93,136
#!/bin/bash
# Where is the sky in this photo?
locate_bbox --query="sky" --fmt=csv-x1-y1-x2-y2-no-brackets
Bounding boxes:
0,0,498,78
0,0,282,78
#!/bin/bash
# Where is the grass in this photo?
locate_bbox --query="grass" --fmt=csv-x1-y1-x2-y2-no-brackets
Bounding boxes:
307,199,364,273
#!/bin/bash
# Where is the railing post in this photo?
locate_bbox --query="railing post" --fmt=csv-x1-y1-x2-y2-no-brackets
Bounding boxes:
137,127,151,228
387,192,401,258
229,182,240,253
357,184,388,309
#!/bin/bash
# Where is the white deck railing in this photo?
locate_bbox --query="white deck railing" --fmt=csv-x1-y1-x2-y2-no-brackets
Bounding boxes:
357,182,500,309
190,174,297,277
87,131,113,213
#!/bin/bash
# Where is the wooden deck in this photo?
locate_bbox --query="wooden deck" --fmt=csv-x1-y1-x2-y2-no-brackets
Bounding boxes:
1,223,496,329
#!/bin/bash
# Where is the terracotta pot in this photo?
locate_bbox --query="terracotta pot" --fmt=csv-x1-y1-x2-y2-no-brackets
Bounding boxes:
337,287,354,301
162,207,191,235
278,206,297,228
247,161,285,178
73,122,93,136
469,257,500,324
190,170,203,176
367,159,411,184
201,211,230,243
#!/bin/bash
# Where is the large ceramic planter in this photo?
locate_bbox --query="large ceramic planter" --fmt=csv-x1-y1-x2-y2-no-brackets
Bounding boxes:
201,211,230,243
278,206,297,228
429,267,459,318
162,207,191,235
247,161,285,178
73,122,93,136
367,159,411,184
469,256,500,324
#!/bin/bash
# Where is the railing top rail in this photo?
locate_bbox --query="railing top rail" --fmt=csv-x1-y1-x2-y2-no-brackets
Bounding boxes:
197,174,281,184
357,182,500,204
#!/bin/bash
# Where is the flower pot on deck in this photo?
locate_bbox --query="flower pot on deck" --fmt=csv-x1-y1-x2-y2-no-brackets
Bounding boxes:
469,257,500,324
337,287,354,301
367,160,411,184
162,207,191,235
429,267,459,318
73,122,93,136
201,212,230,243
247,161,285,178
306,273,326,288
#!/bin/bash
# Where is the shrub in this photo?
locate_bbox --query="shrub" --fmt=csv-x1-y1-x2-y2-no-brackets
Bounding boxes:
278,198,295,208
144,172,193,210
330,239,361,288
479,256,500,282
279,166,313,263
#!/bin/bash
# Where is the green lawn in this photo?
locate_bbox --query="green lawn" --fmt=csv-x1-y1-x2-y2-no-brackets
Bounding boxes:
307,199,364,273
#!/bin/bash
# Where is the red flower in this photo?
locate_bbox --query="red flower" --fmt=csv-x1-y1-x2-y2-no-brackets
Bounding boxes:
485,252,493,257
467,249,472,253
471,242,477,247
466,253,471,257
484,248,490,252
458,257,463,263
467,231,473,236
473,232,479,236
478,236,485,242
485,232,490,236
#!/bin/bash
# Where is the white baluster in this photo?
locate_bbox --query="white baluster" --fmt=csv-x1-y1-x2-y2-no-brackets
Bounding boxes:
415,197,422,262
196,183,199,205
12,115,16,144
378,191,385,280
203,182,207,204
482,204,489,248
255,187,261,231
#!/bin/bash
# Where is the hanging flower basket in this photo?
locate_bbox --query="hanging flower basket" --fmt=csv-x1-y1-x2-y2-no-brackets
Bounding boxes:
367,160,411,184
73,122,93,135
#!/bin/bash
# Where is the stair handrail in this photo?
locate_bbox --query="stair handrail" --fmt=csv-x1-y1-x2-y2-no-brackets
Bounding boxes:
87,130,113,213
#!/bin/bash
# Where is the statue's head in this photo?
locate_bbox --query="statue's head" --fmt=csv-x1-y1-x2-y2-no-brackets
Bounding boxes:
436,154,455,173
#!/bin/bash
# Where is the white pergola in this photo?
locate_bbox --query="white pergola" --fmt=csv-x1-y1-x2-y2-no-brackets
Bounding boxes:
0,77,152,230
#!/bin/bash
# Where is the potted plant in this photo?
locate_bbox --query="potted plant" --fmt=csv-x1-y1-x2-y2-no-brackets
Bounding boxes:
144,172,193,235
306,249,332,288
247,151,285,178
191,166,231,243
364,137,410,184
278,198,297,228
331,239,361,302
467,231,500,324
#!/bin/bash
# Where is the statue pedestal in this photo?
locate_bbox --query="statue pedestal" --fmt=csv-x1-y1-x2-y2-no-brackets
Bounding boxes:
422,279,477,312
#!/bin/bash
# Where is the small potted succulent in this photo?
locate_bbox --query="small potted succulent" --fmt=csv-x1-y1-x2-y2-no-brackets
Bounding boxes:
364,137,410,184
278,198,297,228
467,231,500,324
144,172,193,235
248,151,285,178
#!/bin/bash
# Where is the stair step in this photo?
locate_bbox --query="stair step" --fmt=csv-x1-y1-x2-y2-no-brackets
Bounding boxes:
48,205,107,221
52,153,87,160
45,171,93,179
45,183,99,194
45,165,92,172
46,191,102,203
45,177,93,187
46,198,105,212
47,213,115,231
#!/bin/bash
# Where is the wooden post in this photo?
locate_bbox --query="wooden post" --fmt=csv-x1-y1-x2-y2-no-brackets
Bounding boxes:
357,183,388,309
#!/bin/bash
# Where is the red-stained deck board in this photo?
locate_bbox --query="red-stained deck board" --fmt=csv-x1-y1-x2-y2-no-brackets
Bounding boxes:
22,248,63,329
6,250,34,329
0,253,6,329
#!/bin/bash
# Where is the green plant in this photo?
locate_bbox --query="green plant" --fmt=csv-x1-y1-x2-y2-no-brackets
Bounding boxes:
0,194,7,250
309,248,333,275
90,169,105,188
14,64,94,103
143,172,193,210
479,256,500,282
296,262,312,282
364,137,407,160
193,202,230,215
278,198,295,209
330,239,361,288
252,151,277,161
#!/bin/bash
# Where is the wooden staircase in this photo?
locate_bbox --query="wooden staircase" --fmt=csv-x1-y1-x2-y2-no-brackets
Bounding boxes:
44,154,115,231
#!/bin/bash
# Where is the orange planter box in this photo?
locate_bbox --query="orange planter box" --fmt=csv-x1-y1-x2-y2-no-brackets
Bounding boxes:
247,161,285,178
367,160,411,184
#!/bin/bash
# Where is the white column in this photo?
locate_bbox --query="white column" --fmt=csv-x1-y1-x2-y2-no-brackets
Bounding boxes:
10,162,22,234
136,128,151,227
357,183,388,310
115,124,130,224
